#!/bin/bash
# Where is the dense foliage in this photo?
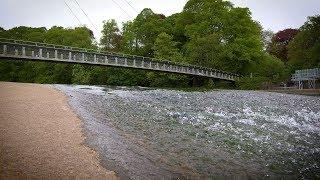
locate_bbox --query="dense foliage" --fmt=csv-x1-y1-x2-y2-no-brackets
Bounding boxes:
267,29,299,63
0,26,97,84
265,15,320,74
1,0,317,89
287,15,320,70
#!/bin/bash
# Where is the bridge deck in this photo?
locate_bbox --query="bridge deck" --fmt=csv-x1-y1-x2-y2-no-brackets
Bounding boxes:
0,38,239,81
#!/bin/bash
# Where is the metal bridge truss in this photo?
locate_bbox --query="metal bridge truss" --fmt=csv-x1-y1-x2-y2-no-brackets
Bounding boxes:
0,38,239,81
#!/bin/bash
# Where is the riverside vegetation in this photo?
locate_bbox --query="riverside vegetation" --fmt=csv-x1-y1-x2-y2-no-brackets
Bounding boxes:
0,0,319,89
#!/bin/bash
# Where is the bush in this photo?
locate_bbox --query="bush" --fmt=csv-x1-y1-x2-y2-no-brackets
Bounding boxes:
236,76,268,90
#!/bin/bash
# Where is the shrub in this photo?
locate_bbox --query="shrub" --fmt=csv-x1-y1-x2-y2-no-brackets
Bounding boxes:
236,76,268,90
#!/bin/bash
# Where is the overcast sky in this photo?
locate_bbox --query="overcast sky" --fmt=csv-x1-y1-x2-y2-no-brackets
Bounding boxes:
1,0,319,40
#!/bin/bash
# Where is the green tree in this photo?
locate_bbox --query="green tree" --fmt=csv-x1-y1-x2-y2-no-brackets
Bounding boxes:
186,33,223,68
180,0,263,74
148,33,188,87
2,26,47,42
121,8,170,57
121,21,136,54
0,26,96,84
288,15,320,70
153,32,184,62
72,65,92,84
0,0,295,89
100,19,121,52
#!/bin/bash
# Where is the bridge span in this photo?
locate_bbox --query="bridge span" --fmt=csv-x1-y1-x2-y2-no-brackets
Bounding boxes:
0,38,239,81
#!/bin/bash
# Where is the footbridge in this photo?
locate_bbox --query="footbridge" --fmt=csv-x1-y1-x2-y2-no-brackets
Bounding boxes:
0,38,239,81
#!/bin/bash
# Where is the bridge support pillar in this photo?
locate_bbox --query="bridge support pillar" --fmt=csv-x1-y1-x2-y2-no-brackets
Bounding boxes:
105,56,108,64
124,58,127,66
31,51,35,57
94,54,97,63
39,49,42,58
81,53,84,61
133,59,136,67
69,52,72,60
22,47,26,57
55,50,58,59
3,45,7,55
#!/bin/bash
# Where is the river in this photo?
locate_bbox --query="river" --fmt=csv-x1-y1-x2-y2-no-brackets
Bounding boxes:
55,85,320,179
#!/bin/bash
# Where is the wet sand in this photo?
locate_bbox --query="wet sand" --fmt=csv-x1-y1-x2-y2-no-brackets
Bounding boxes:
0,82,118,179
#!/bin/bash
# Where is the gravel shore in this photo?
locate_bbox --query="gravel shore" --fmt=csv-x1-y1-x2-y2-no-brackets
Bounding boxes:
0,82,118,179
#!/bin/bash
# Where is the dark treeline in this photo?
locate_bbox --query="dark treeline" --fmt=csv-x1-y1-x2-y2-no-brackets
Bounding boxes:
0,0,319,89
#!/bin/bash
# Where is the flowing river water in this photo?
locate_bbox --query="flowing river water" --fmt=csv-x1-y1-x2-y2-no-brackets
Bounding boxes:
55,85,320,179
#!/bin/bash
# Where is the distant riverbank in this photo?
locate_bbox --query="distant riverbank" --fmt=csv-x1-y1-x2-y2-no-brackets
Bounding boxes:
0,82,117,179
267,88,320,96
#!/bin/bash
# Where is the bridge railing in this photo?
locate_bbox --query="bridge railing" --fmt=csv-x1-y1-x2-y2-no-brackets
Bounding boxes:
0,38,239,81
291,68,320,81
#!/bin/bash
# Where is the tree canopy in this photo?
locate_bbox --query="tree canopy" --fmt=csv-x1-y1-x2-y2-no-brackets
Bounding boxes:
287,15,320,70
180,0,264,74
2,0,315,89
100,19,121,52
268,28,299,63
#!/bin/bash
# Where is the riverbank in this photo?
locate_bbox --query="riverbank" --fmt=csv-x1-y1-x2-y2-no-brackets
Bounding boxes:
0,82,118,179
267,88,320,96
